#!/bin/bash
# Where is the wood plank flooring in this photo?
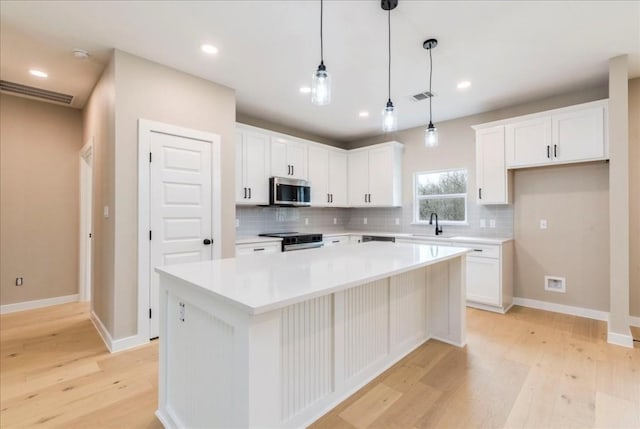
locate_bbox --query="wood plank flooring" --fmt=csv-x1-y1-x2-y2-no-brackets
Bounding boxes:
1,302,638,428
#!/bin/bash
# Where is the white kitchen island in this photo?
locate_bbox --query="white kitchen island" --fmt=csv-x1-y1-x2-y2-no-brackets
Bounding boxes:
155,242,469,429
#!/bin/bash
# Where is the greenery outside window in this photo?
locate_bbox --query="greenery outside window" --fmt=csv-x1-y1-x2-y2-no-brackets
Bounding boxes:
414,169,468,224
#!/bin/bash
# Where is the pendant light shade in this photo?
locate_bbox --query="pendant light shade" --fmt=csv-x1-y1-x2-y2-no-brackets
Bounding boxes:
423,38,438,147
382,99,398,132
381,0,398,132
311,0,331,106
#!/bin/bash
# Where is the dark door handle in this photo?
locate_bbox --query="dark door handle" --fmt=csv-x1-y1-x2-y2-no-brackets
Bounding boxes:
292,165,294,176
479,188,482,199
547,145,550,158
328,193,330,203
243,187,247,199
203,238,212,245
554,144,558,158
330,194,333,203
248,188,251,199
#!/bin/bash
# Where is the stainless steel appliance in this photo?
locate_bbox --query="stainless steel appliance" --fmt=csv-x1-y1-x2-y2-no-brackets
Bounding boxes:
362,235,396,243
269,177,311,207
259,232,323,252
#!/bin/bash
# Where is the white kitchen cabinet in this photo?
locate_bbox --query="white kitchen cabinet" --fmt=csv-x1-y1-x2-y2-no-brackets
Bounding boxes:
552,105,606,163
236,127,270,205
271,136,308,180
323,235,350,246
505,117,552,168
307,145,348,207
348,142,403,207
349,235,363,244
466,256,501,306
475,126,510,205
235,241,281,256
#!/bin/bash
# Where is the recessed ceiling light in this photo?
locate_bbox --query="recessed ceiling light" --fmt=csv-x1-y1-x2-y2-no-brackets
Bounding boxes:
29,69,48,78
457,80,471,90
359,111,369,118
201,44,219,55
299,86,311,94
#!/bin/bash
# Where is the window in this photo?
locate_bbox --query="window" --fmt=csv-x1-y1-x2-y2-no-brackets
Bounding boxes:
414,169,467,224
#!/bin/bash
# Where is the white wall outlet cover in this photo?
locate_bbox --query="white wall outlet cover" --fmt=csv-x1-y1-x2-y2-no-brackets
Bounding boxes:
333,218,337,225
540,219,548,229
103,206,109,218
395,218,400,225
480,219,486,228
304,218,309,225
235,218,240,228
489,219,496,228
363,217,368,225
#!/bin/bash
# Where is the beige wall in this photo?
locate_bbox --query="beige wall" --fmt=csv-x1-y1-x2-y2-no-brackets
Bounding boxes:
513,163,610,310
348,85,611,311
82,56,116,334
112,50,236,339
1,94,83,305
236,112,346,148
629,78,640,317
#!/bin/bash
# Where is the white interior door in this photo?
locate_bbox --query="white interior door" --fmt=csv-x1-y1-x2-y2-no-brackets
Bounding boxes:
149,132,213,338
79,143,93,302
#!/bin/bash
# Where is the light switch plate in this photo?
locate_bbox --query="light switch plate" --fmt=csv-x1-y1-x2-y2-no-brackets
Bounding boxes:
395,218,400,225
304,218,309,225
235,218,240,228
540,219,548,229
103,206,109,218
333,218,337,225
363,217,368,225
480,219,486,228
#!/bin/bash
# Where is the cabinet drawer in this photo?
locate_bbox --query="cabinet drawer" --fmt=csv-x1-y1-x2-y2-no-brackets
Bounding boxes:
235,242,281,256
323,235,349,246
455,242,499,258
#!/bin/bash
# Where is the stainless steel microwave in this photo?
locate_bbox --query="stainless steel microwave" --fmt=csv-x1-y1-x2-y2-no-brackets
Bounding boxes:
269,177,311,207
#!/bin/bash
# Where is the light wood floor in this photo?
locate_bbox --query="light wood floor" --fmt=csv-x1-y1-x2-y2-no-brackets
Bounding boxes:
1,303,638,428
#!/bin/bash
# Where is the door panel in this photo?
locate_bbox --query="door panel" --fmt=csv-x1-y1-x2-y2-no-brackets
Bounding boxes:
328,150,348,206
466,256,500,306
308,145,330,206
368,146,393,206
505,117,552,167
553,106,604,162
348,150,369,207
244,133,269,204
150,132,212,338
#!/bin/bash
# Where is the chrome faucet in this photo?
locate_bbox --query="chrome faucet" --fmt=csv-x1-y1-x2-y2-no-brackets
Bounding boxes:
429,212,443,236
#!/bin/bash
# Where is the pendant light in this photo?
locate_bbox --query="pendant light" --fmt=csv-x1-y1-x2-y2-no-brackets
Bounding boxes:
381,0,398,132
312,0,331,105
423,38,438,147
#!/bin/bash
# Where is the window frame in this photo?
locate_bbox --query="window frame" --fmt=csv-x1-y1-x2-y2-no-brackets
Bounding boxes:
412,168,469,225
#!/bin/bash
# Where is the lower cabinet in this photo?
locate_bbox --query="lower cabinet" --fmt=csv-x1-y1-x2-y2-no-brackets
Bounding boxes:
235,241,281,256
323,235,350,246
349,236,363,244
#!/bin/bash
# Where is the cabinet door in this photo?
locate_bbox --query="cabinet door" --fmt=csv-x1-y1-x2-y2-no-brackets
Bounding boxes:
287,140,308,180
368,145,394,206
308,145,330,206
505,117,552,167
328,150,348,206
270,138,289,178
235,131,246,204
244,132,270,204
476,126,508,204
552,106,605,163
348,150,369,207
466,256,500,306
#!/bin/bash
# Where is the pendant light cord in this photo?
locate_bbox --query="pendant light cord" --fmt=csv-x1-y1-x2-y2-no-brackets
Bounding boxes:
429,46,433,122
320,0,324,64
387,7,391,102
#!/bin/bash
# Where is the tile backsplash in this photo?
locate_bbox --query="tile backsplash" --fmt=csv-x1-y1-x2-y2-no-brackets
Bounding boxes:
236,203,513,238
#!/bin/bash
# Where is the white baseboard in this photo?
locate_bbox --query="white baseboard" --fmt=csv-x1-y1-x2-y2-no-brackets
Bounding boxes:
629,316,640,328
512,297,609,321
0,294,79,314
607,330,634,348
90,310,148,353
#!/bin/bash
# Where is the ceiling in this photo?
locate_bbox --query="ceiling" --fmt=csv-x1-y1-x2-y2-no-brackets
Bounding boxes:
1,1,639,142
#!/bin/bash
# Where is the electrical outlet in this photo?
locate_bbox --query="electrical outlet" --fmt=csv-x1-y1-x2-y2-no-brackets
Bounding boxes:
333,218,337,225
489,219,496,228
540,219,548,229
15,277,23,286
363,217,368,225
480,219,486,228
103,206,109,218
395,218,400,225
235,218,240,228
304,218,309,225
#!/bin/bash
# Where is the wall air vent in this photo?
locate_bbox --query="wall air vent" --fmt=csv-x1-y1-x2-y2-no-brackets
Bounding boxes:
410,90,435,102
0,80,74,105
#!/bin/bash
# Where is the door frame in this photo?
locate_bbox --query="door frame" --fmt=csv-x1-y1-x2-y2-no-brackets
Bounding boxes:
79,138,94,302
137,119,222,342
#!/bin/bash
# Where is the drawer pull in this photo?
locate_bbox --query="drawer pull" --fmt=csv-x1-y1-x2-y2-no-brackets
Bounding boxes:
254,248,265,252
473,249,483,252
332,240,340,243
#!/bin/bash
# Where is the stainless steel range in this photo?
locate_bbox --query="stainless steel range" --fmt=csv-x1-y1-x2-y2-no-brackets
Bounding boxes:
258,232,323,252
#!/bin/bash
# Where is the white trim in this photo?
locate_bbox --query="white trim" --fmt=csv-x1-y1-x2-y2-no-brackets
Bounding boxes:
512,297,609,321
0,294,79,314
90,310,148,353
630,316,640,328
607,330,634,348
138,119,222,343
466,301,513,314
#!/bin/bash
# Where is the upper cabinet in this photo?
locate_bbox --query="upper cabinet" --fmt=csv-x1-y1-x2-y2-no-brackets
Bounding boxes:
271,136,308,180
475,126,510,205
502,100,608,169
348,142,403,207
308,144,348,207
236,126,270,205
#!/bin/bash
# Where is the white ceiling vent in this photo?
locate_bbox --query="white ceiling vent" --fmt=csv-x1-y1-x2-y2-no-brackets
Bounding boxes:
0,80,74,105
410,91,436,102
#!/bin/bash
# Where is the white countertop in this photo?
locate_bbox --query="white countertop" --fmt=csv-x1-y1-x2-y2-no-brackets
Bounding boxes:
157,242,470,315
